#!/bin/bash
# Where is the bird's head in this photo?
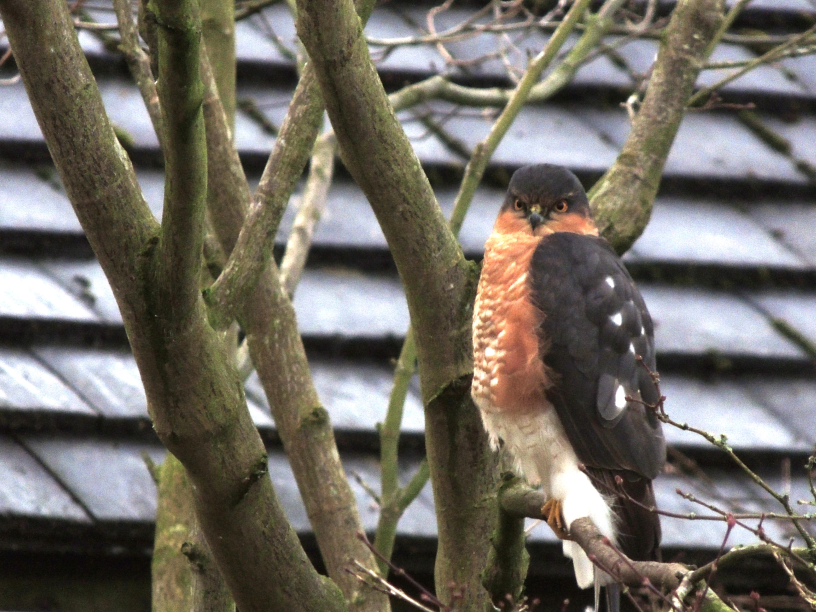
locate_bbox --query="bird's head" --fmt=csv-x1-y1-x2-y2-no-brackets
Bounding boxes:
494,164,598,238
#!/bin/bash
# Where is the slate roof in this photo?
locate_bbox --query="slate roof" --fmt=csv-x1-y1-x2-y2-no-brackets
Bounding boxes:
1,0,815,595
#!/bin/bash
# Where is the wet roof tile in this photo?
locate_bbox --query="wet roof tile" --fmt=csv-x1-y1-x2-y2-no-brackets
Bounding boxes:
19,434,165,523
424,103,619,172
236,15,292,64
658,375,809,452
309,359,424,434
641,285,805,360
98,79,160,149
626,198,808,268
0,435,91,522
745,377,816,445
700,43,808,97
0,164,79,233
294,268,410,338
0,258,98,322
782,55,816,95
32,346,147,420
754,113,816,176
0,82,42,143
578,108,805,183
746,290,816,347
0,348,97,419
40,259,122,324
745,202,816,266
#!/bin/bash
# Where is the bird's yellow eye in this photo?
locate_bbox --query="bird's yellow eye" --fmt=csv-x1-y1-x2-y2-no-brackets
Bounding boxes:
513,200,524,211
554,200,568,213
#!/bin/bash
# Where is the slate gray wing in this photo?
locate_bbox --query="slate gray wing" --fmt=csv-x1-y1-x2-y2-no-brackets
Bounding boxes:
529,232,665,479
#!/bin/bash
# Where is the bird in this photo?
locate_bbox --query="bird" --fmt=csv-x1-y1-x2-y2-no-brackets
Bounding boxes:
471,164,666,612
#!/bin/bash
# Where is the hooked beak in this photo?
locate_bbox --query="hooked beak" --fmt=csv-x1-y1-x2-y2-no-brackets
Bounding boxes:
529,205,544,231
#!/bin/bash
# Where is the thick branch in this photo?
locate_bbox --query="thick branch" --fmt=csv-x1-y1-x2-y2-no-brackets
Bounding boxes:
200,26,388,611
153,0,208,325
589,0,725,253
297,0,476,402
204,65,323,329
500,482,686,591
152,455,196,612
201,0,236,128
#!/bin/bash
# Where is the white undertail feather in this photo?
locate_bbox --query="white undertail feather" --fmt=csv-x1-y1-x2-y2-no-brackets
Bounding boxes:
477,405,617,590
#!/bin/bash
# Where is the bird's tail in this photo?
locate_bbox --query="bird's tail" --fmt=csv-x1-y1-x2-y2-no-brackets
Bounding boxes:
583,468,662,612
584,467,661,561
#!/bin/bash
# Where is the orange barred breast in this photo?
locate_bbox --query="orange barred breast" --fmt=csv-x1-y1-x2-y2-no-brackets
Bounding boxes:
472,230,553,413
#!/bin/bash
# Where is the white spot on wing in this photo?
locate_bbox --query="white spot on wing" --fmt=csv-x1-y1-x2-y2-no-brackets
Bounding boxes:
610,312,623,326
605,276,615,288
615,385,627,409
629,343,636,354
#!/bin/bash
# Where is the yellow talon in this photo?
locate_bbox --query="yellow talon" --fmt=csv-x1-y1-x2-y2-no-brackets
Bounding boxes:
541,498,572,540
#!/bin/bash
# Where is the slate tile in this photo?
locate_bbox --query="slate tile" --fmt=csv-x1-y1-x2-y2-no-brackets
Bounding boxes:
448,185,507,254
658,375,808,452
20,434,165,523
577,108,805,183
294,268,410,338
0,348,97,420
745,377,816,445
655,470,797,548
32,346,147,420
746,290,816,348
0,81,43,143
276,180,387,250
0,435,91,522
782,55,816,95
98,79,160,150
735,0,814,11
641,285,805,360
39,259,122,324
135,170,165,222
625,198,808,268
753,114,816,179
700,42,808,97
664,113,804,183
745,202,816,266
267,450,309,532
311,359,424,433
0,164,80,233
0,258,98,322
236,14,294,64
569,40,633,89
245,358,424,433
365,6,452,74
421,103,619,172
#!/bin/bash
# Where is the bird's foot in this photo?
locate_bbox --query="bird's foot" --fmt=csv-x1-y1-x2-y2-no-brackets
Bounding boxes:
541,498,572,540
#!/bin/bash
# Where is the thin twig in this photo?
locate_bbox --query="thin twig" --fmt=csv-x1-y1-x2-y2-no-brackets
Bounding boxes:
347,560,440,612
690,24,816,107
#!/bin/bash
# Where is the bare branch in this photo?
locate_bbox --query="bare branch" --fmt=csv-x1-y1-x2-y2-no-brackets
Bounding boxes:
690,23,816,107
449,0,625,237
113,0,164,151
589,0,725,253
204,65,323,329
152,0,208,324
279,131,336,297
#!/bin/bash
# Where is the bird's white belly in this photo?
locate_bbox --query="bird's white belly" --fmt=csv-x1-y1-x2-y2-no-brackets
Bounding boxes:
477,402,575,494
477,401,617,589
